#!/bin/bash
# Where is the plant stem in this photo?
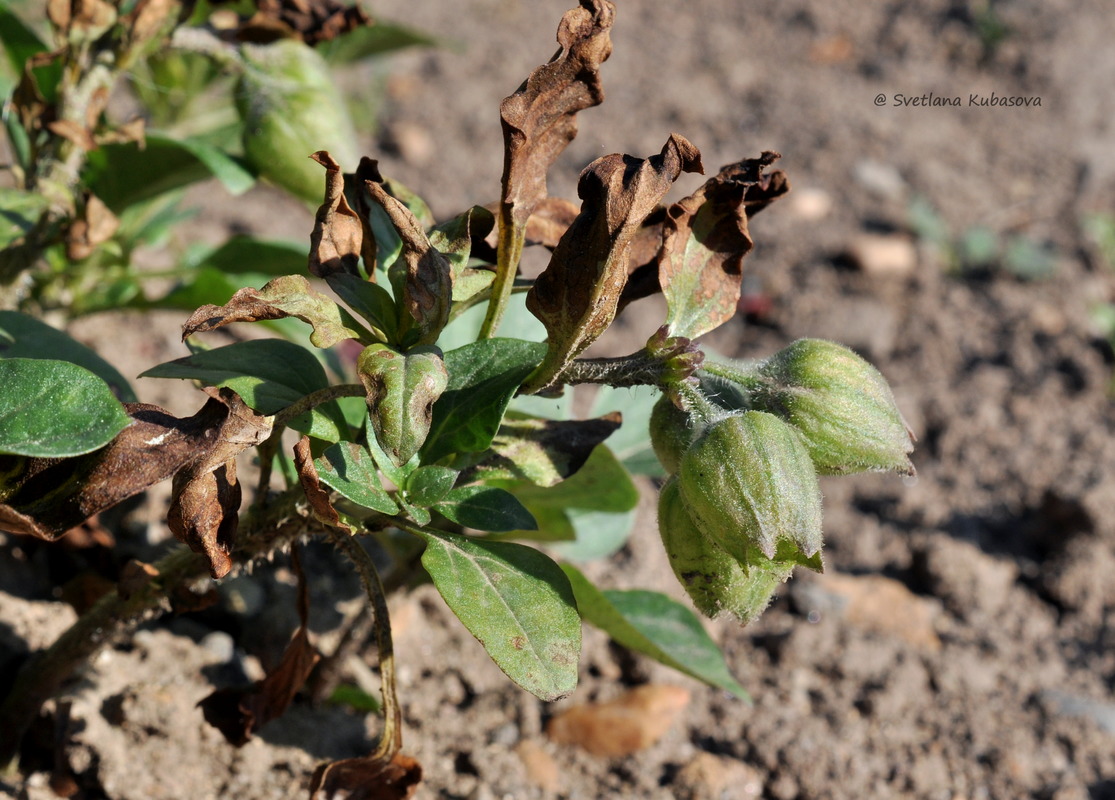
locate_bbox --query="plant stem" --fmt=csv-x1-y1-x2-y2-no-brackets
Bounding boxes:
273,384,365,427
0,488,322,766
547,352,667,389
326,529,402,760
478,209,525,339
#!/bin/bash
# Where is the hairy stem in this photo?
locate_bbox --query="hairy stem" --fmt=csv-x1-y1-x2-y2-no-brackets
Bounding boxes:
273,384,366,428
0,488,322,765
326,529,402,760
545,352,668,389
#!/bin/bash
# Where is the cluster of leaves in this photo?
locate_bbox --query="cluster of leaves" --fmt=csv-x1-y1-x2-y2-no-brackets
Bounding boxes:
0,0,431,313
1,1,916,797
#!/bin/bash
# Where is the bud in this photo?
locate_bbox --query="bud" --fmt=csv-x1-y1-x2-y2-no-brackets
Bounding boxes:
659,476,792,624
236,40,360,203
678,411,822,563
358,344,448,467
756,339,914,476
648,395,696,475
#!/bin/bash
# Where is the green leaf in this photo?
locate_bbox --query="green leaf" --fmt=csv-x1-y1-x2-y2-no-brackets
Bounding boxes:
552,507,636,562
0,358,131,457
152,267,274,312
417,531,580,701
84,133,254,213
327,273,397,340
0,188,48,250
498,444,637,521
422,339,546,463
139,339,347,441
471,412,621,488
314,441,398,515
317,22,438,65
0,4,48,77
561,565,749,700
434,485,536,532
0,311,136,402
358,344,447,466
327,683,381,713
185,236,309,277
403,465,458,507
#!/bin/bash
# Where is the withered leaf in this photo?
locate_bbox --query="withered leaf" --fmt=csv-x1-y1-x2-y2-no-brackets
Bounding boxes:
309,151,363,279
47,119,97,152
659,152,789,340
525,134,703,392
310,752,423,800
364,181,451,345
293,435,344,528
65,193,119,261
181,274,366,348
125,0,177,46
200,547,321,745
166,388,273,578
468,412,621,487
237,0,373,45
0,390,268,567
500,0,615,224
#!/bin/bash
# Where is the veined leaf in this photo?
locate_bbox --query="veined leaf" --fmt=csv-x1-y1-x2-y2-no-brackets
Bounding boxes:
0,311,135,401
434,485,536,532
422,339,546,463
314,441,398,515
140,339,347,441
0,359,131,458
417,530,580,701
561,565,748,700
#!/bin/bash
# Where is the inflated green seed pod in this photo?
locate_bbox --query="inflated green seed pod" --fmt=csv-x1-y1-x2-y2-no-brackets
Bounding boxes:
358,344,448,467
236,40,360,203
678,410,822,563
756,338,914,476
659,476,794,624
648,395,697,475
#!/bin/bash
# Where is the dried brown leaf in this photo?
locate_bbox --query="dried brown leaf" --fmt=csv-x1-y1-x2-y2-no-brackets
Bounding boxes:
525,134,703,391
66,194,119,260
200,548,321,745
126,0,177,45
0,392,265,543
293,435,343,527
500,0,614,224
309,150,363,279
181,274,363,347
238,0,372,45
364,180,451,344
659,152,788,340
46,119,97,152
310,752,423,800
166,389,273,578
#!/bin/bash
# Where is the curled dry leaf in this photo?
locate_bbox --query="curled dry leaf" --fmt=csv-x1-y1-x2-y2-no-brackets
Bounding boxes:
309,151,363,279
125,0,177,46
166,388,274,578
181,274,364,348
310,752,423,800
0,389,271,579
238,0,373,45
200,547,321,745
364,181,451,344
659,152,789,340
65,194,119,261
525,134,703,392
500,0,615,225
292,435,344,528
